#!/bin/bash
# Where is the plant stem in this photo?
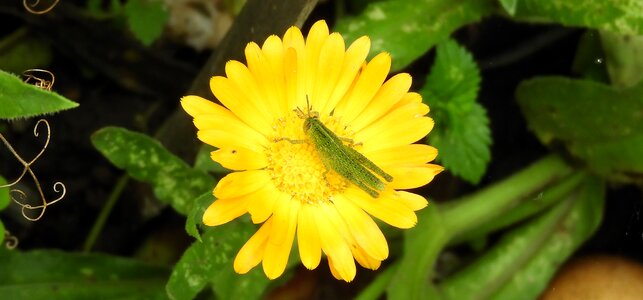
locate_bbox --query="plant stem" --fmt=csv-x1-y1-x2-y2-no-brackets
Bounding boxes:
440,154,573,238
82,174,129,252
355,263,398,300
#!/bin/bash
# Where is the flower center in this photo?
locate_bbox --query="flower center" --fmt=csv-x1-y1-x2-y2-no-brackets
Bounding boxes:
266,110,354,205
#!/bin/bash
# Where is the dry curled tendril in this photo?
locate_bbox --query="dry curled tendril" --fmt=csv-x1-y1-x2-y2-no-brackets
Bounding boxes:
4,230,18,249
0,120,66,221
22,69,55,91
23,0,60,14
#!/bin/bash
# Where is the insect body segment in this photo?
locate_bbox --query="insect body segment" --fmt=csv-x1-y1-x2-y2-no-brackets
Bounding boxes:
297,105,393,198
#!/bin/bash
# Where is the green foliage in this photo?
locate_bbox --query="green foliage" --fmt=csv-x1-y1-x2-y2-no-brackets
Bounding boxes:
422,39,491,184
517,77,643,182
0,70,78,120
194,145,229,175
511,0,643,35
334,0,495,71
600,30,643,87
91,127,215,215
571,31,609,82
441,176,604,300
0,176,7,246
0,29,52,74
123,0,169,45
498,0,518,15
0,249,169,299
166,220,272,300
184,192,214,242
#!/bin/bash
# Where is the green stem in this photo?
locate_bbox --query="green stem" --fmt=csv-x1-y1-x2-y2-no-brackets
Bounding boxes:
82,175,129,252
355,263,398,300
441,154,573,237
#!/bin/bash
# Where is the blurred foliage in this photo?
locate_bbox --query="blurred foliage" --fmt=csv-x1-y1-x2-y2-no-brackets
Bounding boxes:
1,0,642,299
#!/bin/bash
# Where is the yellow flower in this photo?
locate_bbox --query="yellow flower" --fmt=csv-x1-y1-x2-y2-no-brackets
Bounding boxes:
181,20,442,282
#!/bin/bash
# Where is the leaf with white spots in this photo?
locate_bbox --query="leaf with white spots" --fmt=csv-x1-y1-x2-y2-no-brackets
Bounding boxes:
334,0,496,70
91,127,215,215
0,249,169,299
166,220,273,300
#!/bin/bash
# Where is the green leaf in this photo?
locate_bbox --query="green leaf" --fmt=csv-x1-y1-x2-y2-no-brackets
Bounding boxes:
124,0,169,46
91,127,215,215
440,176,605,299
0,220,4,246
571,31,609,82
166,220,273,300
184,192,214,242
499,0,518,15
600,30,643,87
0,249,169,299
517,77,643,182
512,0,643,35
0,176,9,211
422,39,491,184
334,0,495,71
194,144,229,175
0,70,78,119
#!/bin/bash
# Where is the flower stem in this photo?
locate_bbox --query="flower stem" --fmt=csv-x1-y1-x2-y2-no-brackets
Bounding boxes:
82,174,129,252
440,154,573,238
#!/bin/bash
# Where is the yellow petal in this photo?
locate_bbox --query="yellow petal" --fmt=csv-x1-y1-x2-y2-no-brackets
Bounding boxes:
209,74,271,135
214,170,270,199
311,32,344,111
304,20,330,101
394,191,429,211
357,102,433,152
347,188,418,229
317,204,356,282
388,164,444,189
321,36,370,114
284,47,302,111
202,195,249,226
297,204,322,270
390,91,423,111
211,147,267,171
181,95,230,117
351,245,381,270
334,52,391,124
351,73,412,131
364,144,438,166
263,200,299,279
245,42,285,117
234,219,272,274
247,185,283,224
334,194,388,261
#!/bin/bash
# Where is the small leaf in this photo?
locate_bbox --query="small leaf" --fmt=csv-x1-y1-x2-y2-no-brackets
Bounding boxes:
440,176,605,299
334,0,495,71
571,31,609,82
499,0,518,15
184,192,214,242
0,70,78,119
517,77,643,182
124,0,169,46
91,127,215,215
0,176,9,211
194,144,229,174
512,0,643,35
166,220,273,300
422,39,491,184
600,30,643,87
0,249,169,299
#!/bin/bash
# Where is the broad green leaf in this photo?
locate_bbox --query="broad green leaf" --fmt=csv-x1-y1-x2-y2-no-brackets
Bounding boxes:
166,220,273,300
600,30,643,87
512,0,643,35
440,176,605,300
0,29,53,74
91,127,215,215
184,192,214,242
124,0,169,45
517,77,643,181
422,39,491,184
0,70,78,119
571,31,609,82
334,0,495,71
0,249,169,299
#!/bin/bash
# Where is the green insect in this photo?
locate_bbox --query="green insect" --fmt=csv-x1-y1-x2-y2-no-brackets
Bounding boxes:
291,102,393,198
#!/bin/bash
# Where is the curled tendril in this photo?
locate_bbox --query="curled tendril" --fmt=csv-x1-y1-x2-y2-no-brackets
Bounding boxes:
22,69,55,91
0,120,66,221
23,0,60,15
4,231,18,249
